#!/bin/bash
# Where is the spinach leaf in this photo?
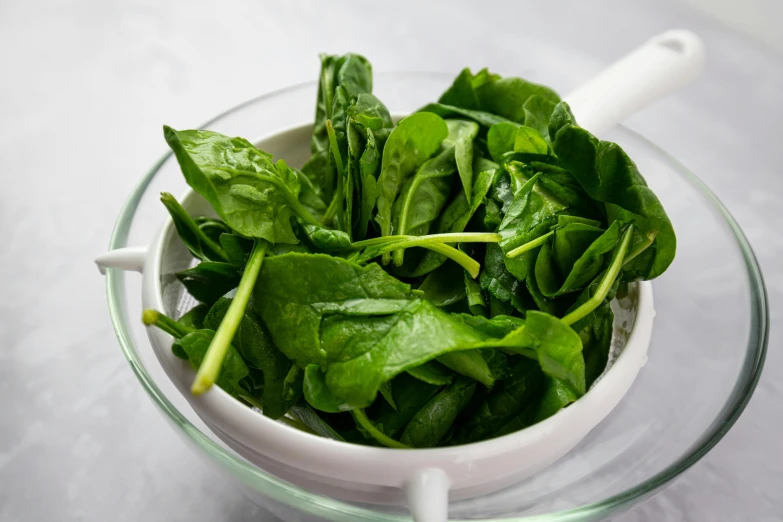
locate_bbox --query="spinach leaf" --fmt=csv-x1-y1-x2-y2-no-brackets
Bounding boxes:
419,261,467,307
375,112,448,259
164,127,318,243
399,158,498,277
161,192,229,263
178,329,249,397
288,403,346,441
176,262,240,305
345,93,393,238
372,373,442,438
171,305,209,360
311,53,372,159
444,119,479,200
522,95,557,142
405,361,455,385
253,253,502,408
438,67,500,110
204,297,296,419
549,102,675,279
400,377,476,448
219,233,253,265
391,145,457,266
475,76,560,124
451,358,543,444
535,220,620,297
418,103,514,128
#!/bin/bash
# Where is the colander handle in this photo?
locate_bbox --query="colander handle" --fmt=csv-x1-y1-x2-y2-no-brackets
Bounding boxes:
407,468,450,522
563,29,705,136
94,245,149,274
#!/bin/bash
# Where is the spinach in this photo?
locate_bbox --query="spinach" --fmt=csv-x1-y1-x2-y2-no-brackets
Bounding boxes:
204,297,296,419
375,112,448,261
444,120,479,200
175,262,240,305
405,361,455,385
146,54,676,448
391,145,457,266
400,377,476,447
161,192,229,263
164,127,319,243
373,373,442,437
549,103,675,279
419,262,467,307
451,358,543,444
171,305,209,360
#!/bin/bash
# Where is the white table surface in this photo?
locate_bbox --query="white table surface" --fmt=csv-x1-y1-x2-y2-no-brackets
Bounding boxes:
1,0,780,520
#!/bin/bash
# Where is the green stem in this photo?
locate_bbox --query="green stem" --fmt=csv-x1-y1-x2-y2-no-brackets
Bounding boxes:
325,120,344,174
160,192,230,262
351,409,409,449
351,232,501,251
191,240,268,395
623,230,658,267
506,230,554,258
142,309,192,338
562,225,634,326
422,244,482,279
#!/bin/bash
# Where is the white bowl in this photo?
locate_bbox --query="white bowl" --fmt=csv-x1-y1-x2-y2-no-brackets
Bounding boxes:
97,121,654,522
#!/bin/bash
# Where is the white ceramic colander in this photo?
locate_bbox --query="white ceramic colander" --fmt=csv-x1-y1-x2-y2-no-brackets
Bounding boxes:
96,30,704,522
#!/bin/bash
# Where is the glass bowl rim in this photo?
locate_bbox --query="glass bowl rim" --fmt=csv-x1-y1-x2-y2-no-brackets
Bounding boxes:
104,72,769,521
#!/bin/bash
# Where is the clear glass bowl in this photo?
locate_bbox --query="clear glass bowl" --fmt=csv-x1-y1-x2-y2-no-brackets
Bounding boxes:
104,73,768,521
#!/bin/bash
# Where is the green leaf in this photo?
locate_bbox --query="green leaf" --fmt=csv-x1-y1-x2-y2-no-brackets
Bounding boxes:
418,102,514,128
405,361,455,385
536,220,621,297
219,233,253,265
451,358,543,444
171,305,209,360
437,67,500,110
419,262,467,308
164,127,318,243
204,297,297,419
487,122,521,163
400,377,476,447
288,404,346,441
375,112,449,257
522,95,557,142
549,102,675,279
161,193,229,263
176,262,240,305
391,145,458,266
444,119,479,200
399,158,498,277
475,77,561,123
372,373,442,438
177,329,249,397
253,253,502,408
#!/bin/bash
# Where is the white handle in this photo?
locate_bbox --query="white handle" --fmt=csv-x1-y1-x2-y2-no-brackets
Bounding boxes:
563,29,705,136
407,468,450,522
94,246,149,274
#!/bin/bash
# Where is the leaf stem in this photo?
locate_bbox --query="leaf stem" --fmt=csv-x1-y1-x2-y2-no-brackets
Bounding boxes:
562,225,634,326
142,309,192,338
506,230,554,258
325,120,344,174
351,409,409,449
350,232,501,251
623,230,658,267
160,192,230,262
191,240,268,395
422,244,482,279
